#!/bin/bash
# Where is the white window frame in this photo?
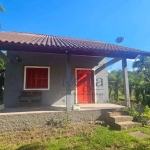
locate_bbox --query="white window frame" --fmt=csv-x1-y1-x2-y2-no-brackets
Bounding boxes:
24,66,50,90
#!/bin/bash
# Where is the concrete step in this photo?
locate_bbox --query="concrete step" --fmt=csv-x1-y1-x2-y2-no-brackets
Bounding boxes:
114,121,142,130
106,111,129,118
106,111,142,130
108,115,133,123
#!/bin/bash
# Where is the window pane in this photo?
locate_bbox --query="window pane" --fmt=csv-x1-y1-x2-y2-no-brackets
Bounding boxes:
26,79,31,88
37,68,42,78
31,79,36,88
25,67,49,89
37,79,42,88
32,69,36,78
42,79,48,88
26,68,32,78
43,68,48,78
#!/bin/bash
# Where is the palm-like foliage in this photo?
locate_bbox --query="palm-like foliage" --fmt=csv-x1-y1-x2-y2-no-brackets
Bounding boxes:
0,58,5,70
132,55,150,103
133,55,150,72
128,71,136,99
0,4,6,71
108,55,150,106
108,70,123,101
0,4,6,12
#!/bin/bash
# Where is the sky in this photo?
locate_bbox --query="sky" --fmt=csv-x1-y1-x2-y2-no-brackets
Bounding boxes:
0,0,150,71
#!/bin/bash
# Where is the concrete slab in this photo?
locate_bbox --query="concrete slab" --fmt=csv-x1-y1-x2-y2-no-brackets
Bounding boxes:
79,103,124,110
0,103,124,115
129,131,150,139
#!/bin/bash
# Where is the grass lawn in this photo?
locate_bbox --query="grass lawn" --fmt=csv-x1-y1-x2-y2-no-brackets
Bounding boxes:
0,123,150,150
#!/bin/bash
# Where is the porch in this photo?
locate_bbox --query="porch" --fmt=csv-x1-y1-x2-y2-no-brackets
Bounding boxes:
0,103,124,133
0,32,150,111
0,103,124,114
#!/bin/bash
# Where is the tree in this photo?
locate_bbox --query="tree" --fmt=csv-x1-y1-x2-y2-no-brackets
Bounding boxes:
0,4,5,104
128,71,135,99
0,58,5,70
133,55,150,72
108,70,123,101
0,4,6,12
0,4,6,70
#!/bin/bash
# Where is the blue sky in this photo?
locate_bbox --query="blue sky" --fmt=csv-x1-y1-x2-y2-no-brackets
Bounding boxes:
0,0,150,71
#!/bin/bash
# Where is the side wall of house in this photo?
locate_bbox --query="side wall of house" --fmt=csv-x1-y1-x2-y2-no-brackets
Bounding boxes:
3,51,108,108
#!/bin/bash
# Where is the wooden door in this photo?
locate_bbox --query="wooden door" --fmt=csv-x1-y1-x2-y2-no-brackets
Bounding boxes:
77,69,94,103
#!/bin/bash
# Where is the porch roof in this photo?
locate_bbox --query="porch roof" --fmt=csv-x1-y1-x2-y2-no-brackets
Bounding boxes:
0,31,149,59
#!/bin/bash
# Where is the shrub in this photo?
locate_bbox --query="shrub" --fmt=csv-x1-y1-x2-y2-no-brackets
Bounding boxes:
140,105,150,125
127,103,140,121
126,104,150,125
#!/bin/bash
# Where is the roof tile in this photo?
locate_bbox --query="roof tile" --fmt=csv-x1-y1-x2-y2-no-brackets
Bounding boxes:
0,31,149,57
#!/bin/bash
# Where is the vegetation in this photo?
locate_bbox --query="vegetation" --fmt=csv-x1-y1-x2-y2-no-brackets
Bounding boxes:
108,55,150,107
0,4,5,12
108,55,150,125
0,2,6,71
0,124,150,150
125,103,150,125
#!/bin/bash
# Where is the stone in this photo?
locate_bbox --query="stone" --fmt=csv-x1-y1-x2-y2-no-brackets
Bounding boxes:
129,131,150,139
72,104,80,110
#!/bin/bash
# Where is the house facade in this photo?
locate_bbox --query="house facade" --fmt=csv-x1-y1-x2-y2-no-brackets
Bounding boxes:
4,51,108,108
0,32,150,110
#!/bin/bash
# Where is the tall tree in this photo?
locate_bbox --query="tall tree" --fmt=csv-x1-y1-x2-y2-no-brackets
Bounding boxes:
108,70,123,101
0,4,6,70
133,55,150,72
0,4,6,12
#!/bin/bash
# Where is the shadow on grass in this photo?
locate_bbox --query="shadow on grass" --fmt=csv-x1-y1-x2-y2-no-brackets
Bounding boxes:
16,142,48,150
60,146,83,150
17,143,84,150
130,143,150,150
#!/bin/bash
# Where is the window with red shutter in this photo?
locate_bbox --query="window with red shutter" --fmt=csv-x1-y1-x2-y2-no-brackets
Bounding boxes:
24,66,50,90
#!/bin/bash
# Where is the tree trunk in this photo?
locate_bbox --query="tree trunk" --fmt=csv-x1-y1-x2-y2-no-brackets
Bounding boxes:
115,87,119,101
109,88,112,99
129,86,132,99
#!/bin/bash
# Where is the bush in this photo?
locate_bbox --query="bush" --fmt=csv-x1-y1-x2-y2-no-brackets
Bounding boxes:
140,105,150,125
127,103,140,121
127,104,150,125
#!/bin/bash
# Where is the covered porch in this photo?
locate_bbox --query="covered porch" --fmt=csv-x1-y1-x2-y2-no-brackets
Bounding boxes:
0,32,150,111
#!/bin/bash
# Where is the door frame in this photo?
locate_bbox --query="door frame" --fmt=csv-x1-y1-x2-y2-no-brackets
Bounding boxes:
75,68,96,104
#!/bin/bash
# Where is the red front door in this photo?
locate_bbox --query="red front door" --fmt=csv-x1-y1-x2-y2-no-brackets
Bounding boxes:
77,69,94,103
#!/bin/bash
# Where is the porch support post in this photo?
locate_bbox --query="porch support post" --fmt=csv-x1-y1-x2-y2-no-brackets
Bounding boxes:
66,54,72,111
122,58,131,108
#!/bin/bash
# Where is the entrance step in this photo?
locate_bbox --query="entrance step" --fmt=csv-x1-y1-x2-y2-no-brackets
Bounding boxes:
108,115,133,123
114,121,142,130
106,111,129,117
106,111,142,130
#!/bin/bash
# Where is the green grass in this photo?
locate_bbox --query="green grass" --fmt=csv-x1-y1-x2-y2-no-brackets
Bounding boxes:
0,124,150,150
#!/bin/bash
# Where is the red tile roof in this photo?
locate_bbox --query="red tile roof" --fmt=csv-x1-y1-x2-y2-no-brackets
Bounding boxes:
0,31,149,58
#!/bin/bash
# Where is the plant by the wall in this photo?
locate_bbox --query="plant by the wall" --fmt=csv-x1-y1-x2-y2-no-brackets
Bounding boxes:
126,104,150,125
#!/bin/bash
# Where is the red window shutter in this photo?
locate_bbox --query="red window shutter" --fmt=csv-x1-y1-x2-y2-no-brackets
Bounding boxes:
25,67,49,89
